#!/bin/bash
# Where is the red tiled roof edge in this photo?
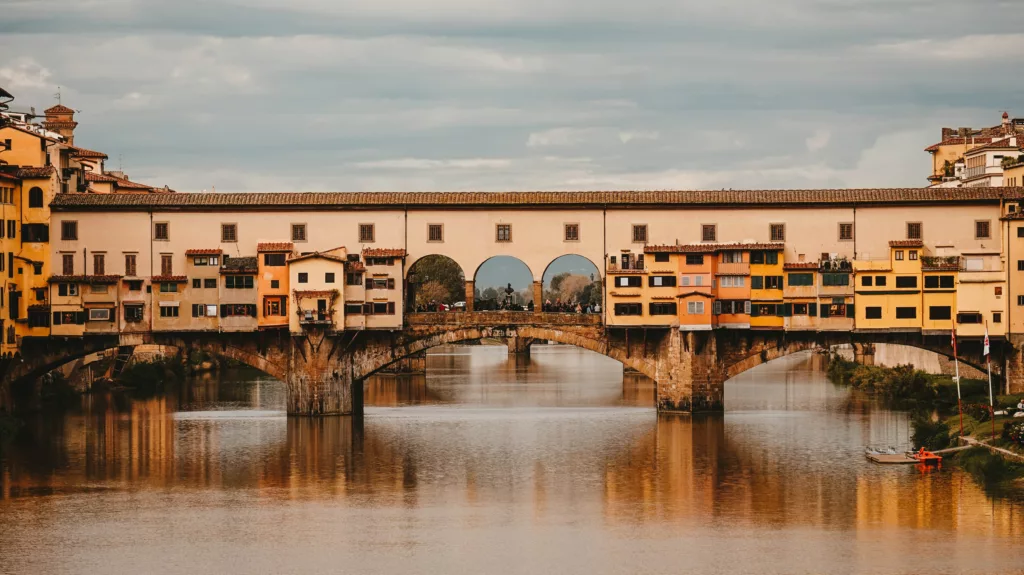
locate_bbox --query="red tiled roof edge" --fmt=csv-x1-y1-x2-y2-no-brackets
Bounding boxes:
48,274,122,284
152,275,188,283
185,248,223,255
257,242,294,252
363,247,408,258
889,240,924,247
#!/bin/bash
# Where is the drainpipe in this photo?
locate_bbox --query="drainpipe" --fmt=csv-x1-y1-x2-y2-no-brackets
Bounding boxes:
852,204,857,331
149,211,154,335
1005,199,1012,395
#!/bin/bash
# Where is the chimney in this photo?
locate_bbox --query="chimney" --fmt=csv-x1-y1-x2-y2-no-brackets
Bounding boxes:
41,104,78,145
1003,111,1011,128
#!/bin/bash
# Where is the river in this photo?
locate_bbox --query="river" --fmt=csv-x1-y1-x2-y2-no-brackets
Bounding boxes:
1,345,1022,574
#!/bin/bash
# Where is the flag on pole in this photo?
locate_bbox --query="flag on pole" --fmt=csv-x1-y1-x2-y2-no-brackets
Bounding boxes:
984,324,990,359
951,327,957,355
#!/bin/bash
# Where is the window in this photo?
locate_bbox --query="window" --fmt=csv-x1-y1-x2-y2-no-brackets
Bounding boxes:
92,254,105,275
940,276,954,289
159,282,178,293
57,283,79,297
686,301,705,315
28,187,43,208
325,272,335,284
649,302,677,315
865,307,882,319
292,223,307,242
192,278,201,289
894,250,904,261
191,304,218,317
975,220,991,239
225,276,254,289
1019,295,1024,306
359,223,375,243
750,251,765,264
88,308,112,321
764,276,783,290
345,303,364,315
496,224,512,242
861,276,873,287
924,276,938,289
1018,226,1024,238
614,303,643,316
615,276,642,288
221,304,257,317
956,312,983,324
125,254,137,277
27,309,50,328
298,272,308,284
721,251,742,263
429,224,444,242
929,306,952,320
994,312,1002,323
649,275,676,287
204,278,217,289
154,222,169,240
791,303,808,315
564,224,578,242
219,223,237,242
346,272,362,286
751,276,763,289
895,276,917,288
159,306,179,318
788,273,814,286
685,254,704,266
1019,260,1024,271
264,253,286,267
995,286,1003,297
32,262,42,275
264,296,286,317
681,276,690,286
366,277,394,290
906,222,922,240
909,250,918,261
752,303,778,317
33,287,45,300
770,223,785,242
632,224,648,243
270,280,279,289
161,255,172,275
61,220,78,240
192,256,219,266
126,280,143,291
654,253,670,263
895,307,917,319
702,224,717,242
875,276,887,286
21,223,49,242
62,254,74,275
720,276,745,287
839,223,854,241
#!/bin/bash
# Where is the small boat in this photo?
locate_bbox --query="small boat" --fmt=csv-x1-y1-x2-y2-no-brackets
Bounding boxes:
911,447,942,466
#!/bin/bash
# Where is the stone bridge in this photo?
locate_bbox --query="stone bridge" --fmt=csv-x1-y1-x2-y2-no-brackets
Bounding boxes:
1,311,1016,415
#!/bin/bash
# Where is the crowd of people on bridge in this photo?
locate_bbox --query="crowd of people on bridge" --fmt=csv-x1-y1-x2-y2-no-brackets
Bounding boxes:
411,299,601,313
543,300,600,314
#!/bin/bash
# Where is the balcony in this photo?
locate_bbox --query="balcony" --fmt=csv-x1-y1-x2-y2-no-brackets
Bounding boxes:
298,310,334,326
818,257,852,272
607,261,645,273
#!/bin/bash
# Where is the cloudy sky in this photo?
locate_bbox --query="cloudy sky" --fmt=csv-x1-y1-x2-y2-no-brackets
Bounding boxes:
2,0,1023,193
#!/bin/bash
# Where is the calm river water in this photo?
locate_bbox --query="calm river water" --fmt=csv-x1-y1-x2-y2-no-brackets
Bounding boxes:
1,345,1022,574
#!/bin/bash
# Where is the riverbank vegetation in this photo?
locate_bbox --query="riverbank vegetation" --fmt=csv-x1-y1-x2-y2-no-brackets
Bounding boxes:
116,356,184,395
954,446,1024,487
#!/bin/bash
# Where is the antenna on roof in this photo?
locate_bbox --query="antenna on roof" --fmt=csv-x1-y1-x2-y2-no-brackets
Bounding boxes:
54,86,61,105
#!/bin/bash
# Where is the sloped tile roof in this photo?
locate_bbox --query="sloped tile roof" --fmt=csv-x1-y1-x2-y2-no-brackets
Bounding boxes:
48,274,122,284
889,240,924,248
85,172,119,182
16,166,55,179
257,242,294,252
69,146,108,159
185,248,222,255
363,247,407,258
48,188,1024,211
152,275,188,283
44,104,75,115
783,262,820,270
644,244,717,253
220,256,258,273
287,252,346,264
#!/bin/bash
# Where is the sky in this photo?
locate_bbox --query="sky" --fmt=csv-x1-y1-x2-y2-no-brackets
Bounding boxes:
2,0,1023,194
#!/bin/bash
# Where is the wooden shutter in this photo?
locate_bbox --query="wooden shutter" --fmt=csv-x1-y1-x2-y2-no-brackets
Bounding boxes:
387,278,395,290
808,302,817,317
387,302,395,315
365,278,372,290
820,304,830,318
846,304,854,318
743,301,751,315
782,303,792,317
713,301,722,315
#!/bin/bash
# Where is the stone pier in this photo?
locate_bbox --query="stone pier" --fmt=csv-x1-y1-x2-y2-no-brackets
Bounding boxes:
288,332,354,415
652,330,725,413
505,336,535,356
852,342,876,366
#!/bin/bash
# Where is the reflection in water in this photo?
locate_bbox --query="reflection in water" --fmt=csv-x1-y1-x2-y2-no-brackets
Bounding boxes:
1,346,1022,574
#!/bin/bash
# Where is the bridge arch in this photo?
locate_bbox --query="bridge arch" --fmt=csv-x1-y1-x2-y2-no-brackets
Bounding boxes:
472,255,535,310
405,254,466,311
354,325,658,383
541,254,602,306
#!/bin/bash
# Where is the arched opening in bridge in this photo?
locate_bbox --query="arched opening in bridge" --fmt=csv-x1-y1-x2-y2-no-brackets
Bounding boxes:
541,255,602,312
406,254,466,312
473,256,534,311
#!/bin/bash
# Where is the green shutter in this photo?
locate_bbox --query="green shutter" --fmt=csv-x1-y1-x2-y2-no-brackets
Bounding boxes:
809,302,817,317
847,304,854,318
820,303,830,318
751,304,760,317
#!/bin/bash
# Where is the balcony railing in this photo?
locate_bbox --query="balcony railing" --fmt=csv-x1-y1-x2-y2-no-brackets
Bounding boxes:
607,261,645,272
298,310,334,325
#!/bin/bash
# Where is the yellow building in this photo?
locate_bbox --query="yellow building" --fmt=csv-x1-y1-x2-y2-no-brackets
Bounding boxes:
288,250,347,334
921,257,957,334
1004,161,1024,188
782,262,818,331
749,244,785,328
0,172,20,354
854,240,923,331
257,242,293,330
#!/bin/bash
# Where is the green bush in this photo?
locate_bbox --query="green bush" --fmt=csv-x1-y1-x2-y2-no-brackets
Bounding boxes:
956,446,1020,485
827,355,937,401
911,417,951,450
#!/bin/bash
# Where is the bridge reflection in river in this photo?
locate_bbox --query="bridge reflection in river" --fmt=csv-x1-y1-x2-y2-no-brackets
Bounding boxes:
0,346,1022,574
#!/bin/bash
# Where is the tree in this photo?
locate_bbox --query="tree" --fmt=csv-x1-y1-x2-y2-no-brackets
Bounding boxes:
481,287,499,301
558,274,592,302
416,280,450,306
409,256,464,303
549,272,570,294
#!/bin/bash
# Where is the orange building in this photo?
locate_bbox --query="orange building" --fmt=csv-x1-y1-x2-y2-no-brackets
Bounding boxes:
257,242,293,329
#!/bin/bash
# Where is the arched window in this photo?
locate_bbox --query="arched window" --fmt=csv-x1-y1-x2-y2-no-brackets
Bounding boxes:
28,187,43,208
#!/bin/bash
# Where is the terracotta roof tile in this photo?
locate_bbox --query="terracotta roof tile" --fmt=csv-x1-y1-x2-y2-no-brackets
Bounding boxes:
257,242,294,252
294,290,338,298
70,146,108,159
185,248,222,255
715,271,750,277
44,104,75,115
85,172,119,183
220,256,258,273
925,137,994,152
16,166,55,179
676,291,714,298
48,188,1024,211
644,244,717,253
889,239,924,248
152,275,188,283
347,261,366,272
965,138,1019,154
48,274,122,284
783,262,820,270
363,247,407,258
288,252,346,264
